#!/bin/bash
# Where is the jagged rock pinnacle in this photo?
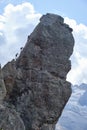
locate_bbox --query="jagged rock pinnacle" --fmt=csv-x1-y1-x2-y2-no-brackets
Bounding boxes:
2,13,74,130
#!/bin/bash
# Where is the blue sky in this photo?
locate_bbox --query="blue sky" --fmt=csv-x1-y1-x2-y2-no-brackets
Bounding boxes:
0,0,87,85
0,0,87,25
29,0,87,25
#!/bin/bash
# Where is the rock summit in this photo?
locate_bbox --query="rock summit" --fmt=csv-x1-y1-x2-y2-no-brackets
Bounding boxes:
1,13,74,130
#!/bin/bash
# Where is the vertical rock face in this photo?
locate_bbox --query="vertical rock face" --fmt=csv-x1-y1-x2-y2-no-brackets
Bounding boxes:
0,66,25,130
0,67,6,102
2,13,74,130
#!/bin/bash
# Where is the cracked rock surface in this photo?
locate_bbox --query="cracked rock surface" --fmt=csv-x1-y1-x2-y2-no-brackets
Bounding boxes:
0,66,25,130
2,13,74,130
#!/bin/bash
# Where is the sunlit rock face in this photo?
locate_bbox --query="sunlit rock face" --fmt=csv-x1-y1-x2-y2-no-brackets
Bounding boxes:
2,13,74,130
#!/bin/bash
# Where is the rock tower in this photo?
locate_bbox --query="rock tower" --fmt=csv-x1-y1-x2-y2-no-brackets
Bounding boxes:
2,13,74,130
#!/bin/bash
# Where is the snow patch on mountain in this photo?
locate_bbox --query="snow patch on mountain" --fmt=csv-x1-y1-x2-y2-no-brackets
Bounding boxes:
56,83,87,130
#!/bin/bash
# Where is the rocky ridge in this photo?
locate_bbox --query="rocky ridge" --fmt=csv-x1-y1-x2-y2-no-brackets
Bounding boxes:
0,13,74,130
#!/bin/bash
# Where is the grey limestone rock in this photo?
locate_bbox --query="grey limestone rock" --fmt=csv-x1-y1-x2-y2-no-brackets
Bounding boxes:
0,63,25,130
2,13,74,130
0,67,6,103
2,60,16,99
0,104,25,130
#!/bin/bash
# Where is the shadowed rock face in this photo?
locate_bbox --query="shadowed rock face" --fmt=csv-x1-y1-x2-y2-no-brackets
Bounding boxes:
0,104,25,130
2,13,74,130
0,66,25,130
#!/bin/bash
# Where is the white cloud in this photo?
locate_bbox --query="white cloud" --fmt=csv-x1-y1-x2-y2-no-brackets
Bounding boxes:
56,123,64,130
0,2,87,85
0,2,41,66
56,85,87,130
65,17,87,85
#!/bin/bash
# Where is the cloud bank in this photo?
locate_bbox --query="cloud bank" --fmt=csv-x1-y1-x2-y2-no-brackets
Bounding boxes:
65,18,87,85
0,2,41,66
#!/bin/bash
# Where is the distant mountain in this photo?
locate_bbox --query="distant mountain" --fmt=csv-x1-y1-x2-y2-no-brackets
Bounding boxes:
79,83,87,91
56,83,87,130
79,90,87,106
